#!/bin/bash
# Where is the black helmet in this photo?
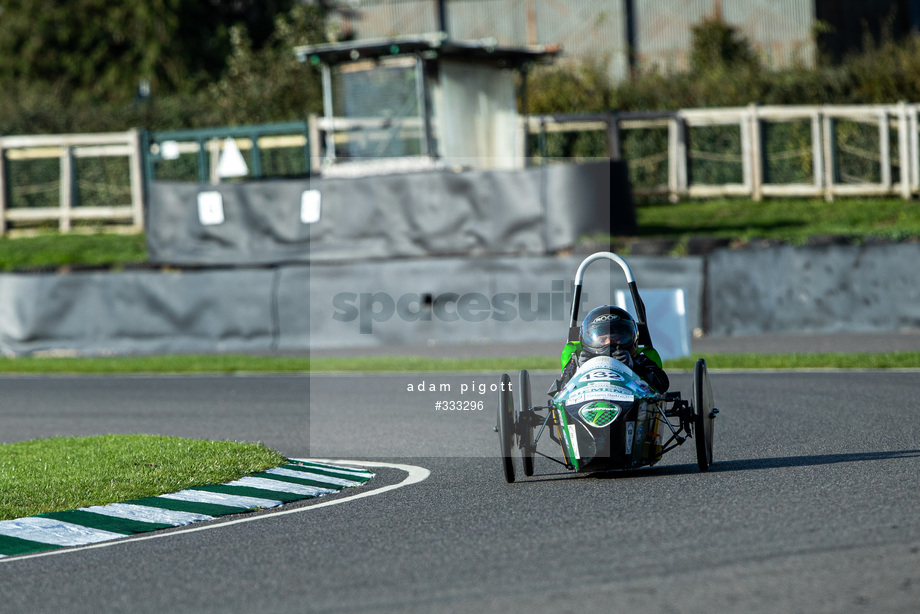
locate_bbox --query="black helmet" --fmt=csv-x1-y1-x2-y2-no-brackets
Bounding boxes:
580,305,638,356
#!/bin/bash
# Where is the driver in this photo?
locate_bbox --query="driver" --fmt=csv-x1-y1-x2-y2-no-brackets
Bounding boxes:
560,305,669,393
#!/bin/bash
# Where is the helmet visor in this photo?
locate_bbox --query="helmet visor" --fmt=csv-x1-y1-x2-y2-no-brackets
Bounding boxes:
583,317,638,353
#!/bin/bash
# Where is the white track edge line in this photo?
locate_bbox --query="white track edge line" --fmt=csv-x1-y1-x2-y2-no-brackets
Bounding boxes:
0,460,429,564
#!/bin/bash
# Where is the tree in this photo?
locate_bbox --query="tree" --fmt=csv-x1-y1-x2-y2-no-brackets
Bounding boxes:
208,5,326,124
0,0,299,102
689,14,758,73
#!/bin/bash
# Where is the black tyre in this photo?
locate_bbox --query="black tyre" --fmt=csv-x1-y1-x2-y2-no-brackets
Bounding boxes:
498,373,516,483
693,358,715,471
518,370,535,477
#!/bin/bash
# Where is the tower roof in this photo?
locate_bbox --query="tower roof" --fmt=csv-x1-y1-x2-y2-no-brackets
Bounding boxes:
295,32,560,68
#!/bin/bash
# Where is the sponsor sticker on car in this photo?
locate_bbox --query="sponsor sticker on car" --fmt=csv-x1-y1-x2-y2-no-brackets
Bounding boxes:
567,384,634,404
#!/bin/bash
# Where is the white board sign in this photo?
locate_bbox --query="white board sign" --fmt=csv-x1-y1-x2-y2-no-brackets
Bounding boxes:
197,191,225,226
301,190,321,224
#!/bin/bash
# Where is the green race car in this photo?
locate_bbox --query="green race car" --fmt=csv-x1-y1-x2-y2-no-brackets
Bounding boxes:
497,252,718,482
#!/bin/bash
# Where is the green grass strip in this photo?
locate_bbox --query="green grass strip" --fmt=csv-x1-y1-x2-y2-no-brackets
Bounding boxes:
0,233,148,273
0,354,563,373
664,352,920,370
3,197,920,272
0,354,317,374
2,351,919,374
633,197,920,247
0,435,286,521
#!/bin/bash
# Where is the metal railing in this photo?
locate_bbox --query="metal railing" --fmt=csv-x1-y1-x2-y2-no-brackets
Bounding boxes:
143,120,315,184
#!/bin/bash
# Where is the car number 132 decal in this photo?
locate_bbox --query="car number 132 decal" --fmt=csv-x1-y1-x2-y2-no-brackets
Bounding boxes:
578,368,625,383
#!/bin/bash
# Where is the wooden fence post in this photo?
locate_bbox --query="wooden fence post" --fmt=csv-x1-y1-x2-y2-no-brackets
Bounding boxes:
208,138,221,184
911,104,920,193
678,117,688,195
897,101,911,200
129,128,146,231
321,63,336,163
668,114,687,200
59,146,73,232
748,103,763,201
822,112,835,202
740,112,752,196
308,114,322,175
0,144,6,236
879,109,892,191
811,111,823,194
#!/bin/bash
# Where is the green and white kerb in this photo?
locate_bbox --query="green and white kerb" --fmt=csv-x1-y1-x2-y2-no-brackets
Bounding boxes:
0,460,374,559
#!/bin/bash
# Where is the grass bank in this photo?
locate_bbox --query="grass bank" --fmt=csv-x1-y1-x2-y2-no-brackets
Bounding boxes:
0,232,148,272
0,434,286,521
632,197,920,249
2,197,919,271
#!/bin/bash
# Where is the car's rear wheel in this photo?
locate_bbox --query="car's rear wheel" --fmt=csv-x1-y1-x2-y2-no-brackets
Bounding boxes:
518,370,534,477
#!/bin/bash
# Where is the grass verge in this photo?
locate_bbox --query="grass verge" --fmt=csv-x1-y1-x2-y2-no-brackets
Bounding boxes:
632,197,920,247
2,197,919,271
0,434,286,521
1,352,919,373
664,352,920,370
0,232,148,272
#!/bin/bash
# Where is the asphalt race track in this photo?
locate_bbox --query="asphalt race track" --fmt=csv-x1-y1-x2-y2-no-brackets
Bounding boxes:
1,370,919,613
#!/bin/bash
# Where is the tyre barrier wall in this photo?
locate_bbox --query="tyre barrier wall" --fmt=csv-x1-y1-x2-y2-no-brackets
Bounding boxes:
145,161,633,267
303,256,701,360
705,242,920,337
0,255,701,358
0,269,281,356
1,242,917,358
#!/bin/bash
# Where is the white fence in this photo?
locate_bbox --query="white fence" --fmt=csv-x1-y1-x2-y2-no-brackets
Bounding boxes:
0,130,144,235
2,103,916,237
524,102,919,201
